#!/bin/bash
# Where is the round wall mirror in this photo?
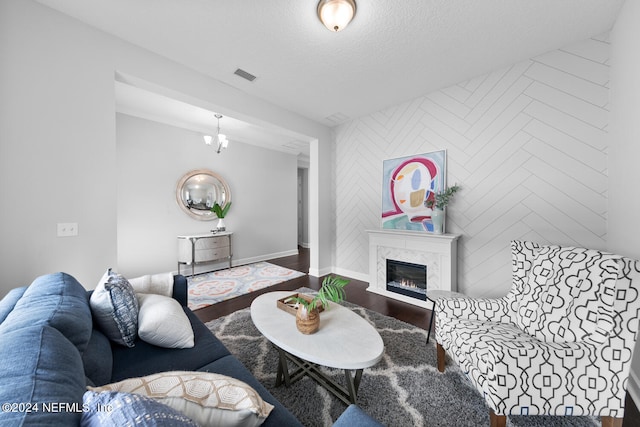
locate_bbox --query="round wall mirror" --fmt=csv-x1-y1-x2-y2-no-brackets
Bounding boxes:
176,169,231,221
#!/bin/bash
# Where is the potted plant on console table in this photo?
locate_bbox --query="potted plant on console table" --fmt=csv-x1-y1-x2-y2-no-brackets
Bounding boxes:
425,184,460,234
290,275,349,334
211,201,232,232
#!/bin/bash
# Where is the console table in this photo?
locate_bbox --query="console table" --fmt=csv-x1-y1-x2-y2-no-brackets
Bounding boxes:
177,232,232,276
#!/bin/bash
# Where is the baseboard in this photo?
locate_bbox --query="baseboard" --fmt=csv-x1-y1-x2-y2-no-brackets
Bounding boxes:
308,266,332,277
309,266,370,282
233,249,300,267
628,369,640,409
331,267,369,283
298,242,310,249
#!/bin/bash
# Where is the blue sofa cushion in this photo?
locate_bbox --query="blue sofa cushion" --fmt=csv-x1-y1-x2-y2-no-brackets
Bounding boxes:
198,355,304,427
333,405,384,427
110,308,230,382
0,325,86,425
0,286,27,324
0,272,92,353
82,327,114,386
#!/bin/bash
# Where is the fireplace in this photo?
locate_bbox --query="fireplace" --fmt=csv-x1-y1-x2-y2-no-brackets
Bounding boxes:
367,230,458,309
386,259,427,301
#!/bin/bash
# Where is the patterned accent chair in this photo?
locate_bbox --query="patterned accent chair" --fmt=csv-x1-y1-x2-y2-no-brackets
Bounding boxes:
435,240,640,427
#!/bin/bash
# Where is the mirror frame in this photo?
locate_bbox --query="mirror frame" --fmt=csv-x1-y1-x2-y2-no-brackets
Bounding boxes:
176,169,231,221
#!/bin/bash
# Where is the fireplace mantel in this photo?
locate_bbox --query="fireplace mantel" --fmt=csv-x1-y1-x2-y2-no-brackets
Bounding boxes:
367,229,459,309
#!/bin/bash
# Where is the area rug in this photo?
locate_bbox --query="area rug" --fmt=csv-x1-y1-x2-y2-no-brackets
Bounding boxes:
187,262,305,310
206,288,599,427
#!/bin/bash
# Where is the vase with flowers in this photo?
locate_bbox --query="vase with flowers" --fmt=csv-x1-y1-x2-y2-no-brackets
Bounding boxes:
425,184,460,234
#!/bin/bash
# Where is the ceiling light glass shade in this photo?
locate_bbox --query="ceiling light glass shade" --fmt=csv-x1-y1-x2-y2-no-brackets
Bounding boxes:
204,114,230,154
218,134,229,149
317,0,356,32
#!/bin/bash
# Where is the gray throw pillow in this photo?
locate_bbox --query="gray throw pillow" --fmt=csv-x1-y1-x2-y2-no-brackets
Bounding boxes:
90,269,139,347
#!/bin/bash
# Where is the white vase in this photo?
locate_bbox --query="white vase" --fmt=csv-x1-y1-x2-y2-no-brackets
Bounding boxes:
431,209,445,234
216,217,226,231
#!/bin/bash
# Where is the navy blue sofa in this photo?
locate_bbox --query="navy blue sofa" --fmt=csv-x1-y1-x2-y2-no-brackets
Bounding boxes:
0,272,302,426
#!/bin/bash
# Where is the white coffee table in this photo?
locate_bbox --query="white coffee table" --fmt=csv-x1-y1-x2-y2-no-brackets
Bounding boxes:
250,291,384,404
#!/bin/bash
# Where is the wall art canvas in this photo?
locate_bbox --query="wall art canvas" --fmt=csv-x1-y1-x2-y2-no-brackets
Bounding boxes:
382,150,446,232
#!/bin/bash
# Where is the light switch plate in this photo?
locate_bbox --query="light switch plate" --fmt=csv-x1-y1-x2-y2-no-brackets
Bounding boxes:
57,223,78,237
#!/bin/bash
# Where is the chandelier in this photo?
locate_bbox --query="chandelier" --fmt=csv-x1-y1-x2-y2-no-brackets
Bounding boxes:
203,114,229,154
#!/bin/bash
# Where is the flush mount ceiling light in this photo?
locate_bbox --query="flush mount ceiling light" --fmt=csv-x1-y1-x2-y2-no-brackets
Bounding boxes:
203,114,229,154
317,0,356,32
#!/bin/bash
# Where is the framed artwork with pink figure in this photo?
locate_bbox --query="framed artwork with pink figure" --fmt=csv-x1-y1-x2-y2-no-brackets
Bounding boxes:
381,150,446,232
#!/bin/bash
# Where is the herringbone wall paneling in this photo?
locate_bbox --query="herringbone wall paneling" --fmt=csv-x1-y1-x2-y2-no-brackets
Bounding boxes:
334,35,610,297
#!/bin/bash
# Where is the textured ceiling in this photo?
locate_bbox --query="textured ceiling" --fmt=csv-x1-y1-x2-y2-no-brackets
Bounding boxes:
35,0,624,133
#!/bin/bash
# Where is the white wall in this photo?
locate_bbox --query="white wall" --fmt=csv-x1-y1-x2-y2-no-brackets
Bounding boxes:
309,138,334,277
333,35,610,296
609,1,640,258
298,168,310,248
0,0,333,296
0,0,118,291
608,0,640,407
116,114,298,277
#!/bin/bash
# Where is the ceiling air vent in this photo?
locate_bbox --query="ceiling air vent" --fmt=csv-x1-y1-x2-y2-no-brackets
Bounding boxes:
234,68,257,82
325,112,350,125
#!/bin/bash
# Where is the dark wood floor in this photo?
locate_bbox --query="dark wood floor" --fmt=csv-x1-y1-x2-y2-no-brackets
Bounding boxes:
194,247,430,330
193,247,640,426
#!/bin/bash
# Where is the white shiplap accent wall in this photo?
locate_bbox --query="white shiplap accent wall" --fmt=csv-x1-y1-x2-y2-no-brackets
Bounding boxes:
334,35,610,297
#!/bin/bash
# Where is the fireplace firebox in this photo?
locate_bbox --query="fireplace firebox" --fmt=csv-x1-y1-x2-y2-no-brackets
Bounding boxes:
386,259,427,301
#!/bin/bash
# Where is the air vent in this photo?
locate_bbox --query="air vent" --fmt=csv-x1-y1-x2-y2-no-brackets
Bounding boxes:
325,112,350,125
234,68,257,82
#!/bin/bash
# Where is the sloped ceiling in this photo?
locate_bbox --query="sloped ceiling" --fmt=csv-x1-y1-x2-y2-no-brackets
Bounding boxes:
35,0,624,149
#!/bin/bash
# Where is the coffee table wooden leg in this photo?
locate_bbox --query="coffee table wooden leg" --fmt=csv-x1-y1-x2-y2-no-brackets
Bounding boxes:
344,369,364,404
275,347,291,387
274,348,369,405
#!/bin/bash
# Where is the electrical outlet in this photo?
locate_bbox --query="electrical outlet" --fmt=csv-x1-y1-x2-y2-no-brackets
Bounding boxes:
57,223,78,237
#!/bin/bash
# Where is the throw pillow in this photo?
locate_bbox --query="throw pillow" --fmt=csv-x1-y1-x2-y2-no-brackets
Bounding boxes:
88,371,274,427
129,273,174,297
82,390,198,427
90,269,139,347
137,293,194,349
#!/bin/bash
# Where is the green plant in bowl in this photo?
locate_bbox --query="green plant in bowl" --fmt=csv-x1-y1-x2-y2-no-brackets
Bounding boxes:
291,275,349,334
292,275,349,312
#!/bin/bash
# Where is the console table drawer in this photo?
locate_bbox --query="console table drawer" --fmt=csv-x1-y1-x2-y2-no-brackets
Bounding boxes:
194,246,230,263
194,236,229,250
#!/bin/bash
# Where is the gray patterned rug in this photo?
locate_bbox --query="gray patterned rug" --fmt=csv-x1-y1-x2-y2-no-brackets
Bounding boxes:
205,290,599,427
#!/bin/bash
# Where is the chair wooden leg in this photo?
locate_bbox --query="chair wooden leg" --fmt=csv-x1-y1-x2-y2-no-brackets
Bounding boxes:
437,343,446,372
489,410,506,427
600,416,623,427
